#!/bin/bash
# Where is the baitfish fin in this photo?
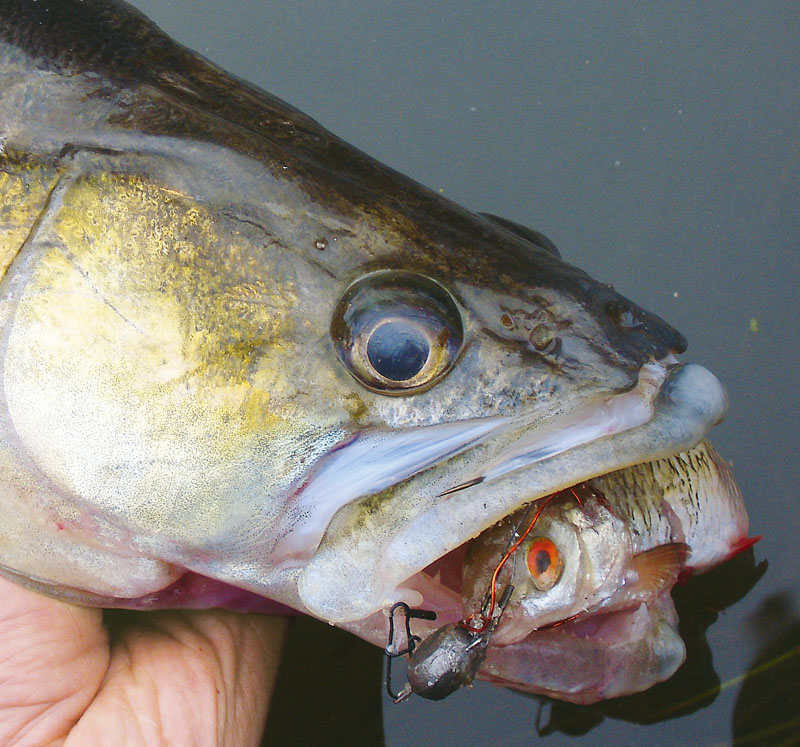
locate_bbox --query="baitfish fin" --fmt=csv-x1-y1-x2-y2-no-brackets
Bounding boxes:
628,542,690,597
726,535,762,560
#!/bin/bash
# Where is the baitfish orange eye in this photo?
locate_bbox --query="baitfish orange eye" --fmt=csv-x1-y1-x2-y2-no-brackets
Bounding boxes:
526,537,563,591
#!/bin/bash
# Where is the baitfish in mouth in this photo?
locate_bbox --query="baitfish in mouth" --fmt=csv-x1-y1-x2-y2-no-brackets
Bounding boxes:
370,440,753,703
0,0,754,704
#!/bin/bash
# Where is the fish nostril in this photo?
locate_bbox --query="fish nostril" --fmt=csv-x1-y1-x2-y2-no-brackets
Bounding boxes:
529,324,554,351
605,299,688,356
605,300,641,330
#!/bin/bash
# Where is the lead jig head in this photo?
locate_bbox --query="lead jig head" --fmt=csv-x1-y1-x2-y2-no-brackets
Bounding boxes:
404,621,491,700
385,585,514,702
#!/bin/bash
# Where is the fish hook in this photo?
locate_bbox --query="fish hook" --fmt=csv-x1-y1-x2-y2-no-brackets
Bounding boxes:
384,602,437,702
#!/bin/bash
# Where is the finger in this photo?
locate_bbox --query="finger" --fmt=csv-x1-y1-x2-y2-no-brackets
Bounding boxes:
0,574,109,746
67,609,288,746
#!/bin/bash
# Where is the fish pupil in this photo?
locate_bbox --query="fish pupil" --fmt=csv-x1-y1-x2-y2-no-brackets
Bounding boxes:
367,321,429,381
534,549,551,575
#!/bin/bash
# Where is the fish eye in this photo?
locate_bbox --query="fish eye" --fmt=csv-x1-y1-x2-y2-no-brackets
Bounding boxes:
331,270,464,394
525,537,563,591
366,319,429,381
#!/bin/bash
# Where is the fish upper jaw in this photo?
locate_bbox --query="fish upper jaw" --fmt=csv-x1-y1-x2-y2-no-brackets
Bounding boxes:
267,361,664,571
296,362,727,623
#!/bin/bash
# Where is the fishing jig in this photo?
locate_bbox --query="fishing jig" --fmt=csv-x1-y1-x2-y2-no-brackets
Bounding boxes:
384,586,515,703
385,485,589,702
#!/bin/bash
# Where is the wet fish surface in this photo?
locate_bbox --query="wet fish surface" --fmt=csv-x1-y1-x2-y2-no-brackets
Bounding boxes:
0,0,751,701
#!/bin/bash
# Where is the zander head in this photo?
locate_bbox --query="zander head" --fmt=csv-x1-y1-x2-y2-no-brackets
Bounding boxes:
0,0,740,702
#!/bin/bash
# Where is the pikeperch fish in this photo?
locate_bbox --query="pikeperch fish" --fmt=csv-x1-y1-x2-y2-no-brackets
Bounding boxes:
0,0,750,701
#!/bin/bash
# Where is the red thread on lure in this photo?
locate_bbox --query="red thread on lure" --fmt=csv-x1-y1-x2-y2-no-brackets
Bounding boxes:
461,485,587,633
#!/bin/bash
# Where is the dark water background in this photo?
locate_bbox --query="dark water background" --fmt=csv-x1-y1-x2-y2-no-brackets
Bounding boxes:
129,2,799,744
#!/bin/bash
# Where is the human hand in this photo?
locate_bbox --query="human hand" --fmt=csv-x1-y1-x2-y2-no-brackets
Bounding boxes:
0,575,287,746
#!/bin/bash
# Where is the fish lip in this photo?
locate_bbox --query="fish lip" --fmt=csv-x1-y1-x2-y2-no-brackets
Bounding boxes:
298,361,728,623
437,358,671,495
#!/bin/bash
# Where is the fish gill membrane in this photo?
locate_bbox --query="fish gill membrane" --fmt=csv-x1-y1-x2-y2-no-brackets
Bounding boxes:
0,0,753,703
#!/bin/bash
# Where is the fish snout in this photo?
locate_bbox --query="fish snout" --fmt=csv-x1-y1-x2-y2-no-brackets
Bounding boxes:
604,295,686,354
557,283,688,393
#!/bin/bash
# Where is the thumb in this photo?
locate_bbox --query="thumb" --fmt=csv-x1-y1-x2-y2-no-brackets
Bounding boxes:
0,574,109,745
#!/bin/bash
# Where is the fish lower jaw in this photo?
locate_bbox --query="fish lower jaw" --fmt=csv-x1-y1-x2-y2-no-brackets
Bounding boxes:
477,594,687,704
340,567,687,704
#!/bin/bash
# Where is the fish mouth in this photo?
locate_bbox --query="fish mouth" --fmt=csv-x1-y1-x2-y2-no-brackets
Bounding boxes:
296,361,728,623
343,558,686,703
